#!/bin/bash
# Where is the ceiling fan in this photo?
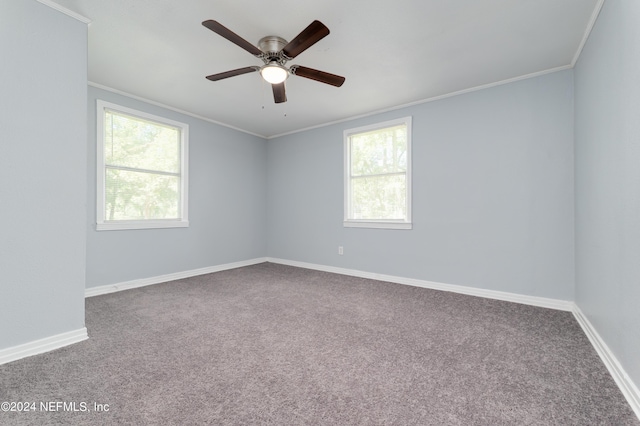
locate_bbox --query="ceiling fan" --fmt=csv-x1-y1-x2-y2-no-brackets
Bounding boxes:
202,20,345,103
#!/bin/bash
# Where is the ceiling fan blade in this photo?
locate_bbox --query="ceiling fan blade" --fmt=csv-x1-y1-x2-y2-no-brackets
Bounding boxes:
206,67,258,81
290,65,345,87
272,83,287,103
281,20,330,59
202,20,263,56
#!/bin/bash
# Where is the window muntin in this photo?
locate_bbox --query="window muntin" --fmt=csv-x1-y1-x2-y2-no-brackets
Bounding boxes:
344,117,412,229
97,100,189,230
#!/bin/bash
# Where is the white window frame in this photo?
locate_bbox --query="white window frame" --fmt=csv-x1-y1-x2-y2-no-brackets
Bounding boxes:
96,100,189,231
344,116,412,230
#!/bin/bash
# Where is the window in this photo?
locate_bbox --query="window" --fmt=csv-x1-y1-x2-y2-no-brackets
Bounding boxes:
96,100,189,230
344,116,412,229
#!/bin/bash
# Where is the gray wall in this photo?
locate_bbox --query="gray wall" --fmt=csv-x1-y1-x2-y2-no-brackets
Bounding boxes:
0,1,87,348
268,70,575,300
86,87,268,288
574,1,640,388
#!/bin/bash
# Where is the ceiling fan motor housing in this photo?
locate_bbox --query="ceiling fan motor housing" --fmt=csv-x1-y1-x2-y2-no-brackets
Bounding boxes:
258,36,289,64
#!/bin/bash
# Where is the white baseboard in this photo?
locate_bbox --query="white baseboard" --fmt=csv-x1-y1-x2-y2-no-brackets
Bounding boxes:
267,258,638,420
81,256,639,421
85,257,269,298
0,328,88,366
573,305,640,419
266,257,574,311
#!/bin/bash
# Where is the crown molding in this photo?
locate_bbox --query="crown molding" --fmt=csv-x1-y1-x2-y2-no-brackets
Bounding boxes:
267,64,572,139
36,0,91,24
89,82,266,139
571,0,606,67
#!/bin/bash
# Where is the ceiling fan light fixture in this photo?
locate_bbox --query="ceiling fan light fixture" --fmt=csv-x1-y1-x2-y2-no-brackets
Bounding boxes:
203,20,344,103
260,63,288,84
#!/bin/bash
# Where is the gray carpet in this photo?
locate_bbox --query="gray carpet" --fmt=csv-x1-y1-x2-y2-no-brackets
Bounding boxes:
1,262,637,425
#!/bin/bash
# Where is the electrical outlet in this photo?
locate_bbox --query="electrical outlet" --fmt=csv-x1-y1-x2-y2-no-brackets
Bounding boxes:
338,246,344,255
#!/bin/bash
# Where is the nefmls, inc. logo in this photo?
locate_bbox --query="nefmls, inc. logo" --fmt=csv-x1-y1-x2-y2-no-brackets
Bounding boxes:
40,401,88,412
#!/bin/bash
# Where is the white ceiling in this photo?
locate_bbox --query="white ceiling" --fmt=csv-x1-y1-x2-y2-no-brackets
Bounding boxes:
49,0,601,138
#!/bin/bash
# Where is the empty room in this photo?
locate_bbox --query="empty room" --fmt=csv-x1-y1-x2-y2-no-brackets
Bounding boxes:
1,0,639,424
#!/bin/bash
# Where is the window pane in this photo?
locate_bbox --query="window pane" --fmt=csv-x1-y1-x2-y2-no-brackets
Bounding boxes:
105,168,180,221
104,110,180,173
351,174,407,220
351,124,407,176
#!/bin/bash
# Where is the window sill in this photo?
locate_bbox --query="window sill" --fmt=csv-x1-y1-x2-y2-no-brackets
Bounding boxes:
343,221,412,230
96,220,189,231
